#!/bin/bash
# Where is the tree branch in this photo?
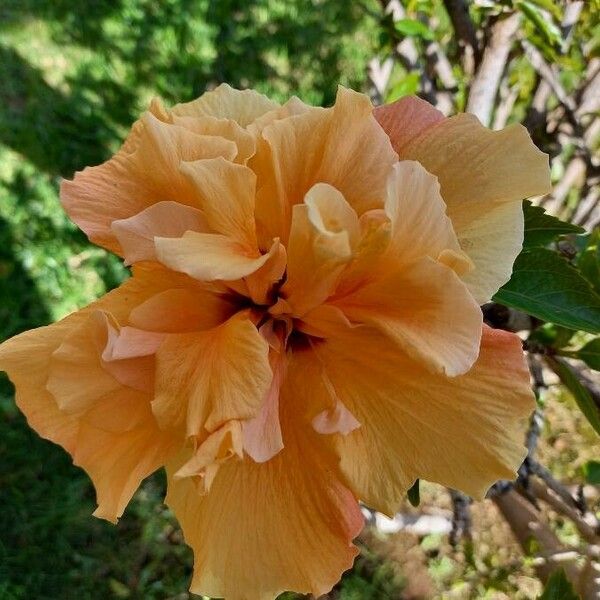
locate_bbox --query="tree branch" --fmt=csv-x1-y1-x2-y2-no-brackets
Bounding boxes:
466,12,520,126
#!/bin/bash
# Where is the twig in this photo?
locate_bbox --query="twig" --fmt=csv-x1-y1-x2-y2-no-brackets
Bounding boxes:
493,488,581,586
449,489,472,545
528,478,600,545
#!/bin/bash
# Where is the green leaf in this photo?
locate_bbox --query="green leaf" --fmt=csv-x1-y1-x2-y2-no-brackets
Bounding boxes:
550,357,600,436
529,323,575,349
494,249,600,334
582,460,600,485
569,338,600,370
386,72,420,102
538,569,580,600
518,1,563,49
523,201,584,248
577,231,600,295
393,19,434,40
407,479,420,507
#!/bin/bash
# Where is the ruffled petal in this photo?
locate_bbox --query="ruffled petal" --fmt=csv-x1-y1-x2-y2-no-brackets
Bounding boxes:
171,83,279,127
375,105,551,303
180,157,258,248
384,161,468,271
311,324,534,515
251,86,397,245
153,315,272,436
154,232,274,282
332,256,482,377
165,388,362,600
280,184,356,316
112,201,209,265
61,113,237,254
0,274,182,522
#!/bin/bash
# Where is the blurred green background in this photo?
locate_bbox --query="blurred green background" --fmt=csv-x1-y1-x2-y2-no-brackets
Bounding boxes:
0,1,598,599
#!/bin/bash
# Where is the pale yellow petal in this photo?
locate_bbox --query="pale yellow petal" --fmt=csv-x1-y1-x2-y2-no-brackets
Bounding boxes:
384,161,467,269
389,113,551,302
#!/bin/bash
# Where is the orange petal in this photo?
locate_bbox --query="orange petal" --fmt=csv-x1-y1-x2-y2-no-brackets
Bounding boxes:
171,83,279,127
384,161,468,271
311,324,533,515
154,231,273,282
128,287,234,333
112,201,208,265
165,401,362,600
0,277,179,522
153,316,272,436
251,86,397,245
174,421,244,494
61,113,237,254
333,256,482,377
281,184,356,316
376,106,551,303
171,114,256,163
180,157,258,248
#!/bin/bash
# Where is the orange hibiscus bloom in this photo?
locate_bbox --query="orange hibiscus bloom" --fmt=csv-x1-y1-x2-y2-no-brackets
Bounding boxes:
0,85,550,599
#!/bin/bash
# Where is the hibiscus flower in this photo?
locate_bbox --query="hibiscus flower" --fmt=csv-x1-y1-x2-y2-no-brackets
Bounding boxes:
0,85,551,599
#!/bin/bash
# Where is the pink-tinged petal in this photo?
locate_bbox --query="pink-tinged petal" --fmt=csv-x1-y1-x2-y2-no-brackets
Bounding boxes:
311,324,533,515
154,231,274,282
333,256,482,377
166,398,363,600
374,95,444,151
103,326,166,360
171,83,279,127
111,201,209,265
180,157,258,248
153,316,272,437
61,113,237,255
242,346,285,463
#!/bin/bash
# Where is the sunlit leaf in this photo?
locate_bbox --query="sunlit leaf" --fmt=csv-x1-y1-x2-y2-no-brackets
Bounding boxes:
386,72,420,102
393,19,434,40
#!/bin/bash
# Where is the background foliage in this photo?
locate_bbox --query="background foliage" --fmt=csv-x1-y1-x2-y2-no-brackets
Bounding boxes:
0,1,598,598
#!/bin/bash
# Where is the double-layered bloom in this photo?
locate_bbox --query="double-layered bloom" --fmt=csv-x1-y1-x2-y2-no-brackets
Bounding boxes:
0,85,550,599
